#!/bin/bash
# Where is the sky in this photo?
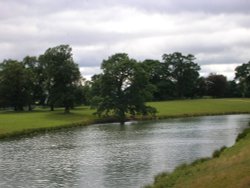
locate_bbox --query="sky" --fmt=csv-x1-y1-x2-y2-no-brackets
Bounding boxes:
0,0,250,80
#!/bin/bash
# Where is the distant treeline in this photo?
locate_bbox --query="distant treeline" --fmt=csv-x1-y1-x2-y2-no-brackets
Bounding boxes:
0,44,249,113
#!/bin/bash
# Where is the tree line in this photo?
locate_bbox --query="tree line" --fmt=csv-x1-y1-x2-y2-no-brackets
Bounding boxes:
0,45,85,113
0,45,249,120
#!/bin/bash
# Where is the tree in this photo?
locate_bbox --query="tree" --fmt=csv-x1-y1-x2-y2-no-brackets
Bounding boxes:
23,56,47,106
39,45,81,113
225,80,241,98
0,60,32,111
141,59,175,100
206,73,227,98
195,76,209,97
162,52,200,98
235,61,250,97
91,53,156,124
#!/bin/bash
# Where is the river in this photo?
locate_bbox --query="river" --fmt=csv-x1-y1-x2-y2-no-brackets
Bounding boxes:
0,114,249,188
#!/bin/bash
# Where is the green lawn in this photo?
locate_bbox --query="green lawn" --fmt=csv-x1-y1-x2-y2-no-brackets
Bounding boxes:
149,98,250,117
0,106,96,138
146,126,250,188
0,98,250,138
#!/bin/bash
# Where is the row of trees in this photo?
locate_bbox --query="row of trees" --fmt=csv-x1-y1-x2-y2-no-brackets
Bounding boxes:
86,52,250,103
0,44,249,123
0,45,84,113
84,52,249,124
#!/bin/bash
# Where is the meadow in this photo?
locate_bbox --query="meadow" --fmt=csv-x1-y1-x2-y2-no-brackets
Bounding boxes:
1,98,250,138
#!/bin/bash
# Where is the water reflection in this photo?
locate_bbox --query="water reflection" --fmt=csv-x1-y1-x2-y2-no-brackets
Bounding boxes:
0,115,249,188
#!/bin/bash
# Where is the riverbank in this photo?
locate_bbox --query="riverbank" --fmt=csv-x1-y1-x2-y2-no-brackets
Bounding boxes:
145,123,250,188
1,98,250,139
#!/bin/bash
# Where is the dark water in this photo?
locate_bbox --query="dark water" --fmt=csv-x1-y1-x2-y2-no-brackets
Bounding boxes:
0,115,249,188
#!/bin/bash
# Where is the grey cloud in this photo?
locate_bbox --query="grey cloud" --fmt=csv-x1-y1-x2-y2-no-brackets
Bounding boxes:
0,0,250,79
60,0,250,14
2,0,250,17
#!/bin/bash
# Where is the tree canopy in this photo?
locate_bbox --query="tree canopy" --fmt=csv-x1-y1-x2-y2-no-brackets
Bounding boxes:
0,44,249,122
162,52,200,98
39,45,81,113
206,73,228,98
0,60,33,111
90,53,156,124
235,61,250,97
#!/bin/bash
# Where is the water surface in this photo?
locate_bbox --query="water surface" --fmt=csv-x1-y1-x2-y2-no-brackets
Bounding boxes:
0,114,249,188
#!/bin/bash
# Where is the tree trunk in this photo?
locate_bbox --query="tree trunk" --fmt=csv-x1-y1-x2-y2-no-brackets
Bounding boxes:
65,106,70,113
120,121,125,125
15,105,24,111
118,110,126,125
28,104,32,111
50,104,54,111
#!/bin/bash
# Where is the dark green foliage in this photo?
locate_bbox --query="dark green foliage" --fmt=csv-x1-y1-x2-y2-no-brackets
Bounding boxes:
22,56,46,109
154,172,169,183
236,127,250,142
235,61,250,97
39,45,81,113
90,53,157,124
206,73,228,98
0,47,249,113
162,52,201,98
0,45,84,112
141,59,175,100
225,80,241,98
190,157,210,165
212,146,227,158
195,77,209,97
0,60,33,111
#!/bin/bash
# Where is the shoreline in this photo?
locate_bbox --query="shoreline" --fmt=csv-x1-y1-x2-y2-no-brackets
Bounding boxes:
1,111,250,140
145,123,250,188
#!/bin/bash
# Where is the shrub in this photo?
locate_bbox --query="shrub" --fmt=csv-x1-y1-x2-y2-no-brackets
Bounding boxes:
212,146,227,158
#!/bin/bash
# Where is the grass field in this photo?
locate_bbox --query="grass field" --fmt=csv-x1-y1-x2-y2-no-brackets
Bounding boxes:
0,98,250,138
0,106,96,138
145,125,250,188
149,98,250,118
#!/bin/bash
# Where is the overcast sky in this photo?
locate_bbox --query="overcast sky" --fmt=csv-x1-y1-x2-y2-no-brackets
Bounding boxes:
1,0,250,79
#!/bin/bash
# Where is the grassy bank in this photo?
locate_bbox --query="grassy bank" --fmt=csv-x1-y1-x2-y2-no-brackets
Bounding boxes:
0,98,250,139
145,124,250,188
0,106,96,139
149,98,250,118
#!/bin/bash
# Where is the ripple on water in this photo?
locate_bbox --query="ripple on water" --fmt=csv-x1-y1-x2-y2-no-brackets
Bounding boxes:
0,114,249,188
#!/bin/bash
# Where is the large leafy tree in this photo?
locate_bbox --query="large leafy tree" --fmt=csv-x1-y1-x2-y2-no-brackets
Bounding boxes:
0,60,32,111
39,45,81,113
235,61,250,97
162,52,200,98
91,53,156,124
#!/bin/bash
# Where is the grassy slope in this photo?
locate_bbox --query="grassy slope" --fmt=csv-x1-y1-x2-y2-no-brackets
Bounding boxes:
0,98,250,138
146,127,250,188
0,106,96,138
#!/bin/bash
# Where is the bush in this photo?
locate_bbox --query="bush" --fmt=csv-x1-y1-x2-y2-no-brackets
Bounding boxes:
212,146,227,158
236,129,250,142
191,157,210,166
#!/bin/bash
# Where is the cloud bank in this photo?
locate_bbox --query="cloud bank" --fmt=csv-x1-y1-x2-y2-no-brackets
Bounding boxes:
0,0,249,79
